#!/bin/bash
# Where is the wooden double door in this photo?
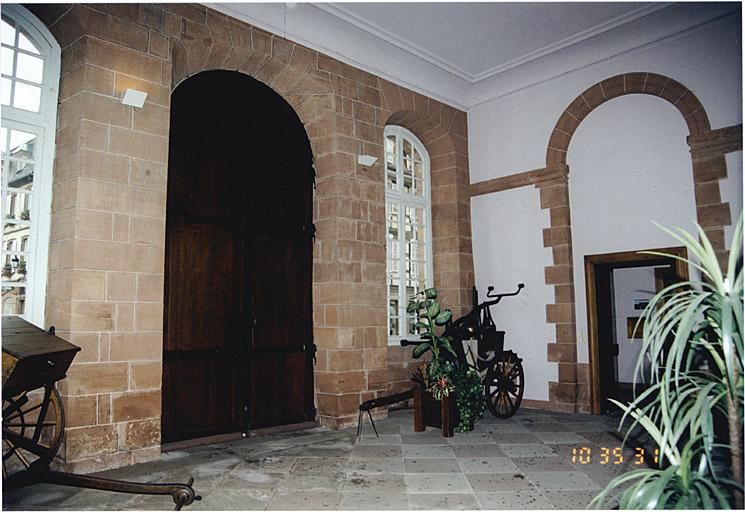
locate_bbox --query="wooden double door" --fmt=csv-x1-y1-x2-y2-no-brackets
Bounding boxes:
162,71,316,443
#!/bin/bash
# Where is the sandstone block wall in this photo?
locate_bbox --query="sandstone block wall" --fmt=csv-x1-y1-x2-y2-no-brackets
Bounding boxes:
27,3,474,471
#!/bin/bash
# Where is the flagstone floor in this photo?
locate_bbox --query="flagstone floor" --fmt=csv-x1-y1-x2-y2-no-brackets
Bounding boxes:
3,407,650,510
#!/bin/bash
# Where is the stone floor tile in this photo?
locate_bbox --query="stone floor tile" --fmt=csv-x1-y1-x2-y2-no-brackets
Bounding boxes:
346,457,404,474
355,434,402,445
446,432,496,444
511,455,577,472
474,490,555,510
402,444,455,458
466,472,535,492
542,490,603,509
267,491,342,510
522,422,570,432
404,473,471,494
449,443,505,458
279,473,345,492
563,421,614,432
498,443,556,457
291,456,349,474
341,473,407,493
401,432,449,444
491,432,541,444
404,457,462,473
478,421,530,433
339,492,408,510
350,445,402,458
408,492,482,510
456,457,518,473
526,470,601,491
245,455,298,473
533,431,591,444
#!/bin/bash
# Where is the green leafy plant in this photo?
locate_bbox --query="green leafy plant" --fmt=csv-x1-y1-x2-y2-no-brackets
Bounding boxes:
590,215,744,509
407,288,484,431
430,375,454,401
450,364,485,432
2,263,13,278
407,288,455,374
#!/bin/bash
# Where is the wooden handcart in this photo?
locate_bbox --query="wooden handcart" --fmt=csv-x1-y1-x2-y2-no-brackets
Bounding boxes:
2,316,201,510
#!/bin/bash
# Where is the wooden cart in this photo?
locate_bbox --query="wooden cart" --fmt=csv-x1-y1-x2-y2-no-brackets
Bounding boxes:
2,316,201,510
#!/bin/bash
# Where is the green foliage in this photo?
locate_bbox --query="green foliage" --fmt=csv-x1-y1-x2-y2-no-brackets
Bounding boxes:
407,288,455,363
407,288,483,432
450,364,485,432
590,215,744,509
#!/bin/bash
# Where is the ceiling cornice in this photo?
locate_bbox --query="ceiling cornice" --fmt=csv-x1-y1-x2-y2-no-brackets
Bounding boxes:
208,2,741,111
313,2,673,84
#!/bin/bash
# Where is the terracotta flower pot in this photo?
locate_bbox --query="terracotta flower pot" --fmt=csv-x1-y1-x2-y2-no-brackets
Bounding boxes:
413,387,457,437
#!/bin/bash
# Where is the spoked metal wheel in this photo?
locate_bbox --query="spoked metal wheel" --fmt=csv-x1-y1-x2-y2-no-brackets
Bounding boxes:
2,385,64,479
484,351,524,418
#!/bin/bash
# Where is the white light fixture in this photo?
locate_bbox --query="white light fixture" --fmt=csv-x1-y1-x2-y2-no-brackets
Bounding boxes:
121,88,148,108
357,155,378,167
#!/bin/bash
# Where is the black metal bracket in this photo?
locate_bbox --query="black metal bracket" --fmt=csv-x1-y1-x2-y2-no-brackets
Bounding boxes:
356,388,415,438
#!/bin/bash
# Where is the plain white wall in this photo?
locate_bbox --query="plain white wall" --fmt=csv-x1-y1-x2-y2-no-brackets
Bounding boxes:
468,13,742,402
570,95,696,363
468,13,742,183
471,187,556,401
612,266,660,384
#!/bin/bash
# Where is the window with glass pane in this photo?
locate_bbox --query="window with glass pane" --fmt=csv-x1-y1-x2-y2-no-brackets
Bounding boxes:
384,126,432,342
1,16,43,113
1,7,57,325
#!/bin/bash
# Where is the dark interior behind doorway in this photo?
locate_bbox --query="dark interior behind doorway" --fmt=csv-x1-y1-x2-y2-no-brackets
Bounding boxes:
162,71,316,443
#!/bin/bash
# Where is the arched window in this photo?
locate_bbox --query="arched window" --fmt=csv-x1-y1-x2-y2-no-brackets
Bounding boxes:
385,125,433,344
1,5,60,326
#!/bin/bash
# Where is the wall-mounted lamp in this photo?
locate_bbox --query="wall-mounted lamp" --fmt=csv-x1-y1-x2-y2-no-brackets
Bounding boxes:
357,155,378,167
121,88,148,108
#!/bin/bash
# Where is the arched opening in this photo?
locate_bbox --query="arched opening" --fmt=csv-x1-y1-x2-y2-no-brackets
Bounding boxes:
162,70,315,443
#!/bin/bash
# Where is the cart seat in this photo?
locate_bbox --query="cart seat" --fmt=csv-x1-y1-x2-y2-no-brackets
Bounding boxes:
478,325,504,357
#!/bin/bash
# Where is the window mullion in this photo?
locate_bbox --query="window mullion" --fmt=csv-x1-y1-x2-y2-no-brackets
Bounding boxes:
398,198,406,336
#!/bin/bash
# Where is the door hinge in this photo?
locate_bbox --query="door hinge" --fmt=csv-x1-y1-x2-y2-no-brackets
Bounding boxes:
303,342,318,365
302,223,316,242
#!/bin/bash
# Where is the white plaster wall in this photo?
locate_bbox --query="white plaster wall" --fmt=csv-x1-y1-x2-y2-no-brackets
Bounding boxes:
612,266,660,384
470,187,555,401
570,95,696,363
468,14,741,400
468,13,742,183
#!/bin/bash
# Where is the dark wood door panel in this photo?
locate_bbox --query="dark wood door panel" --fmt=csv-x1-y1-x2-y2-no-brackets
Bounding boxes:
250,353,309,428
163,70,315,442
164,222,238,352
251,237,311,350
162,356,239,441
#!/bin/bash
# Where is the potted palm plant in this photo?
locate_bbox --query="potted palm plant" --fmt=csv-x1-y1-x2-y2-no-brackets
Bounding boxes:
591,215,743,509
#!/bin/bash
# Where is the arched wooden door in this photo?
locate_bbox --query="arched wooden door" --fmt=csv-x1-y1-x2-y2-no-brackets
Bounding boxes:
162,71,315,443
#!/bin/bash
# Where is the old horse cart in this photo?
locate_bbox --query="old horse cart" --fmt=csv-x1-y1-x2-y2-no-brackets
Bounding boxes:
2,316,201,509
401,284,526,419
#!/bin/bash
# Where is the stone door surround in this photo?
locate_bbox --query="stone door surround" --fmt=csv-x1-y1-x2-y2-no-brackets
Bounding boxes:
471,72,742,412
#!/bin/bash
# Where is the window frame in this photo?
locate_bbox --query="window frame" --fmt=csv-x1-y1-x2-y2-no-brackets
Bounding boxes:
384,125,434,346
1,5,60,327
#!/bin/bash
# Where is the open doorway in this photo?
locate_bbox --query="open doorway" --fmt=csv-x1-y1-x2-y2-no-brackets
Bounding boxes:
584,247,688,415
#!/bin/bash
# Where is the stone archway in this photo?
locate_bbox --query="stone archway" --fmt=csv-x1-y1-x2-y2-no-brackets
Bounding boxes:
540,72,739,412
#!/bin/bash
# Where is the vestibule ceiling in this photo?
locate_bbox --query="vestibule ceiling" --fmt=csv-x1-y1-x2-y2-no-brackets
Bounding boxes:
212,2,739,109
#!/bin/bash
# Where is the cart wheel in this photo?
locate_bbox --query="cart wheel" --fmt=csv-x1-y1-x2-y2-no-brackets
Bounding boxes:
2,385,64,478
484,351,524,418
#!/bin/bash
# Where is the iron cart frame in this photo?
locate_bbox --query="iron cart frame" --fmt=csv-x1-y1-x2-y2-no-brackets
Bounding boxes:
401,283,526,419
2,316,201,510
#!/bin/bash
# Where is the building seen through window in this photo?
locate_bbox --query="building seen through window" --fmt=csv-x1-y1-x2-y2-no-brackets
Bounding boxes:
1,9,59,323
385,126,433,343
